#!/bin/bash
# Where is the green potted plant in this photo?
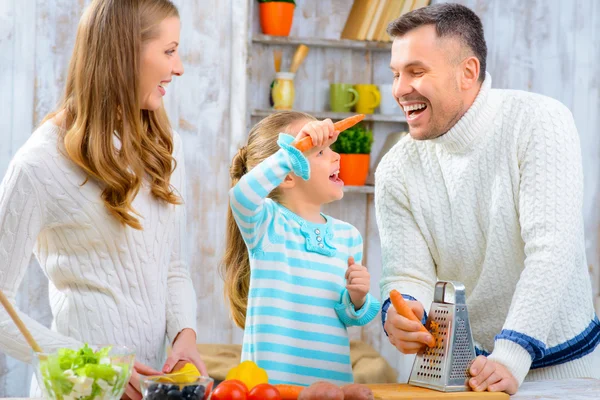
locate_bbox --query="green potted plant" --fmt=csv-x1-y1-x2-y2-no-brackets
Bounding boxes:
330,122,374,186
258,0,296,36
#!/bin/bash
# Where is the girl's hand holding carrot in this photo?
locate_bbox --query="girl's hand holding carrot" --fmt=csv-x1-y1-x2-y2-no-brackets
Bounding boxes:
292,119,338,157
293,114,365,153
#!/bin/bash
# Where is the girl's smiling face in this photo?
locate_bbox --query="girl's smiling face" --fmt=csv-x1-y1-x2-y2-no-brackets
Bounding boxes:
286,119,344,205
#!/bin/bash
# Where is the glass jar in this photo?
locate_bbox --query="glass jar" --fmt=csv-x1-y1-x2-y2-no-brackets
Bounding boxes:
271,72,295,110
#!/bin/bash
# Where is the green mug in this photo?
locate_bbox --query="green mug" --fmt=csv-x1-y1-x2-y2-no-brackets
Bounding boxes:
330,83,359,112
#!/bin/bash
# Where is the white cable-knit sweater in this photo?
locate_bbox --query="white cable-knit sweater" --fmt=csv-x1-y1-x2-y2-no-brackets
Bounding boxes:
0,121,197,371
376,73,599,385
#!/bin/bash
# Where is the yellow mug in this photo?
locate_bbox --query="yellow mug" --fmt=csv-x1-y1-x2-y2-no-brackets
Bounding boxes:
353,84,381,114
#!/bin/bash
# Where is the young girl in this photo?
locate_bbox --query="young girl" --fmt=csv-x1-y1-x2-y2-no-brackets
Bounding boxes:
222,111,380,386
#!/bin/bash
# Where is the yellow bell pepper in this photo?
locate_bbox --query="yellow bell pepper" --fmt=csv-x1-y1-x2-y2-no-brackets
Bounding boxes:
225,360,268,390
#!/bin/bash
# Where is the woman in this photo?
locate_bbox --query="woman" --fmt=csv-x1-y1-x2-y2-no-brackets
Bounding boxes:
0,0,205,398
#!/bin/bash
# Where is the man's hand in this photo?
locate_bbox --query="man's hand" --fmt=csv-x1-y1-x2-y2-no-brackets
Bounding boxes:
345,257,370,309
384,298,433,353
469,355,518,394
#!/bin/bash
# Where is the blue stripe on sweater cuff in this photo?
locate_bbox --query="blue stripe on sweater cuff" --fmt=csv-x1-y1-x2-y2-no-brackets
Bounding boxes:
531,316,600,369
475,347,490,357
494,330,546,361
381,294,427,337
381,298,391,337
495,317,600,370
335,290,380,327
277,133,310,180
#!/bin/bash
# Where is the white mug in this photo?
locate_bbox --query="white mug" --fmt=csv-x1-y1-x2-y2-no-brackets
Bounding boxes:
378,83,399,115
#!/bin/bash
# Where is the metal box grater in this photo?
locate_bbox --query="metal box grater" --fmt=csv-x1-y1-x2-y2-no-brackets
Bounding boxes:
408,281,476,392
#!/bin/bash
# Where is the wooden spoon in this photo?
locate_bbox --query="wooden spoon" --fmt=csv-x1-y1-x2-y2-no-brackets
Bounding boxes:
289,44,309,74
273,49,282,73
0,288,43,353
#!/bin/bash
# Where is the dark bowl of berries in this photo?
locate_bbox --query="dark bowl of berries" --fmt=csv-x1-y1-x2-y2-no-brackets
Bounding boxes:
140,375,214,400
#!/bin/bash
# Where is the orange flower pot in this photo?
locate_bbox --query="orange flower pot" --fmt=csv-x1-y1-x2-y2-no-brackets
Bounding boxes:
339,154,370,186
259,2,295,36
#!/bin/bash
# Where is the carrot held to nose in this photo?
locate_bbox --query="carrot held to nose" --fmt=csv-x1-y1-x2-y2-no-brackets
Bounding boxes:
389,289,436,348
293,114,365,152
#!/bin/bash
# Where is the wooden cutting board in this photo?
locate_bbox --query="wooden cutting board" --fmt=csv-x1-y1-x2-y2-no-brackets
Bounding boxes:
366,384,509,399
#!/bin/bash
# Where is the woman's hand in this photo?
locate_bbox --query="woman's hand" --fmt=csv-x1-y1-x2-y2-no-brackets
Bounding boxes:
123,362,162,400
162,328,208,376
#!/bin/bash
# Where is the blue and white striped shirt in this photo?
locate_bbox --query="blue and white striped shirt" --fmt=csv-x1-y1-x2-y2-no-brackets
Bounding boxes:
229,134,380,386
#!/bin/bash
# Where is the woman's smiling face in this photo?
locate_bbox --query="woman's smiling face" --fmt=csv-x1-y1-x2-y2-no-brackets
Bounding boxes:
139,16,183,110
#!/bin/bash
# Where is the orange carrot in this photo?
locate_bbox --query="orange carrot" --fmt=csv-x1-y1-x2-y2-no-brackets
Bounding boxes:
274,384,304,399
293,137,313,153
294,114,366,152
333,113,365,132
390,289,436,347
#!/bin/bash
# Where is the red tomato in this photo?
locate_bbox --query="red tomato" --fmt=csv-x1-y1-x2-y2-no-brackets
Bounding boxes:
211,380,249,400
248,383,281,400
223,380,248,392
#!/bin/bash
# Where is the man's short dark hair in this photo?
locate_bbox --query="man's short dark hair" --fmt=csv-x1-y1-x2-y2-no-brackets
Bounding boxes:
387,3,487,82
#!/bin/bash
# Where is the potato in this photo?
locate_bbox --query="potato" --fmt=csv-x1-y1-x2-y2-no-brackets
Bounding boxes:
298,381,344,400
341,384,374,400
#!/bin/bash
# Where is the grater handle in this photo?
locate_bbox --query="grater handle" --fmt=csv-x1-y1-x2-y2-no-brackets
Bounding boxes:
434,281,467,305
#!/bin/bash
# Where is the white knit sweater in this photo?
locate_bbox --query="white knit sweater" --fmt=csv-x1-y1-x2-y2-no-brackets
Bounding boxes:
376,73,599,385
0,121,197,370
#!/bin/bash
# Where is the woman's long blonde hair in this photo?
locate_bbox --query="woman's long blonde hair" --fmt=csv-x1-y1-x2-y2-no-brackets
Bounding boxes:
44,0,181,229
221,111,316,328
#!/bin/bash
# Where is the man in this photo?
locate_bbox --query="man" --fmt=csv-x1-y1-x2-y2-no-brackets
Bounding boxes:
375,3,600,395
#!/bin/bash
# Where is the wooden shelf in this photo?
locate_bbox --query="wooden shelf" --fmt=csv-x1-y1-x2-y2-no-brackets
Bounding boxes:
252,109,406,123
343,185,374,194
252,34,392,52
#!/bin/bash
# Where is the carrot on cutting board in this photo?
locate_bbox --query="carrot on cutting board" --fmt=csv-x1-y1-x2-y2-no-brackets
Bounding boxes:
274,384,304,400
293,114,365,152
389,289,436,348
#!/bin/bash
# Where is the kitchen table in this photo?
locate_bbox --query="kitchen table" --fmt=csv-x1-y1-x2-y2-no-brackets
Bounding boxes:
366,378,600,399
4,378,599,400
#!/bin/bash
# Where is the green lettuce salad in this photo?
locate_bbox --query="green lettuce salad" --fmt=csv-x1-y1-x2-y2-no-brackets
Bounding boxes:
38,344,130,400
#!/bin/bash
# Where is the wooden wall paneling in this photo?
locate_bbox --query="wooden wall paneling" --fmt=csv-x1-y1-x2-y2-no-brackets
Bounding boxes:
0,0,15,175
0,0,87,395
168,0,243,345
570,0,599,307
